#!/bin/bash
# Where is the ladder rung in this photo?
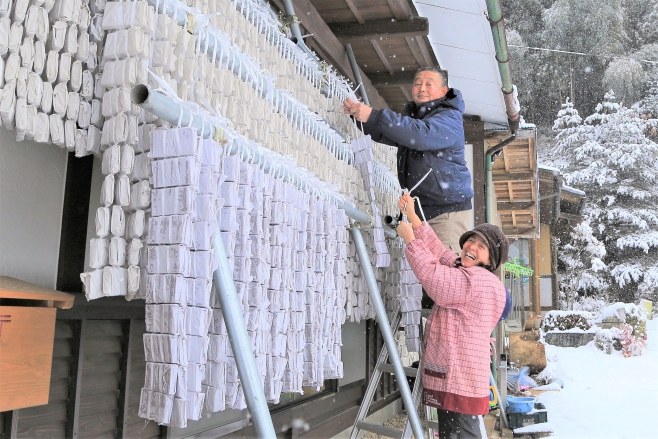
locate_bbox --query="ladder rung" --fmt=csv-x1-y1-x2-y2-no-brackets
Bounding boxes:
378,363,418,377
356,421,403,439
427,420,439,430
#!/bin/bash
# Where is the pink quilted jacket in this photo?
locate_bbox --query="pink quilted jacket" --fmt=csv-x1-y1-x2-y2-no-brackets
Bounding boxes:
405,223,506,415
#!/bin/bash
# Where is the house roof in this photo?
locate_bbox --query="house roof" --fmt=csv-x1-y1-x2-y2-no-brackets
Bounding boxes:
413,0,509,125
538,166,587,226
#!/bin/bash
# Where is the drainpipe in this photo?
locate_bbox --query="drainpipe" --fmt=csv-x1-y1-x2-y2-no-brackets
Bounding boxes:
484,134,515,431
484,0,520,132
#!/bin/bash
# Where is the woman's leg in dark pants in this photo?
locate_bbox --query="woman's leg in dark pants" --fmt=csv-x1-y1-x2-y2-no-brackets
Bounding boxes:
436,409,482,439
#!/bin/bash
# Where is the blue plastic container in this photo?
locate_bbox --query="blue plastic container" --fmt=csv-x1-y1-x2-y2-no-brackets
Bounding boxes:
506,396,536,413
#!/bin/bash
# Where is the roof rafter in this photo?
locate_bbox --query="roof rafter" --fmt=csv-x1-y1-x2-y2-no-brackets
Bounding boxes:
328,17,429,44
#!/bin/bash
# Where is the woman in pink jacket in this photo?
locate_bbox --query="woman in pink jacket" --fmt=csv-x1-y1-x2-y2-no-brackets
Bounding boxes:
397,193,508,439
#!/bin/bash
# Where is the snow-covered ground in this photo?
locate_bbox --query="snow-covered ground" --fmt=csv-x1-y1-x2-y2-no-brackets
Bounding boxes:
534,317,658,438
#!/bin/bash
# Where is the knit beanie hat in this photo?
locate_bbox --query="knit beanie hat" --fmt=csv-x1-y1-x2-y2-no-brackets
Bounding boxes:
458,223,509,272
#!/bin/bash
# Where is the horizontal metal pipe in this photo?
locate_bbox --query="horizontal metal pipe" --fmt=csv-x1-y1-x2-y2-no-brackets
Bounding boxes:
131,84,218,141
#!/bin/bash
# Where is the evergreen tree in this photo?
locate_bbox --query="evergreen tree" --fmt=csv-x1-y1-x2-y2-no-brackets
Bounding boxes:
553,92,658,303
552,98,582,130
642,79,658,118
558,222,607,310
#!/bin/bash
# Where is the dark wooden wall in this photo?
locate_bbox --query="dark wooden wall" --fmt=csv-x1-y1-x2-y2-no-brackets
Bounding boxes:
1,318,160,439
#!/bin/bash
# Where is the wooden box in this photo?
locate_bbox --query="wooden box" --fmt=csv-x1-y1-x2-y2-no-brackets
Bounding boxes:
0,276,74,412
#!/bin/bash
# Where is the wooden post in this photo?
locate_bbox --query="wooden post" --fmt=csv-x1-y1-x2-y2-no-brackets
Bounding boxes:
531,238,541,316
551,236,559,310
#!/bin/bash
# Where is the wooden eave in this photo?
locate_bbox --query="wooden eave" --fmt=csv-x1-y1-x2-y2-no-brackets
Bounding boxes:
271,0,438,112
487,129,539,238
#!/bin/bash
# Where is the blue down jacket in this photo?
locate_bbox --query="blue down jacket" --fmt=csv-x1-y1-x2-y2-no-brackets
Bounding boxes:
362,88,473,220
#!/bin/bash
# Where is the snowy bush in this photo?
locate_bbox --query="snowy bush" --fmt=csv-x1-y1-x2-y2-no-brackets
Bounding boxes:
572,297,609,313
542,310,593,332
594,327,622,354
593,302,648,356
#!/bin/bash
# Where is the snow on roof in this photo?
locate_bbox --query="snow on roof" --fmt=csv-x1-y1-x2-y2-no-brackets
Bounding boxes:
483,123,537,132
538,164,561,175
562,186,586,196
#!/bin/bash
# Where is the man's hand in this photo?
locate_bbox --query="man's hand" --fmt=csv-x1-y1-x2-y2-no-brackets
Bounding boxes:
343,98,373,123
398,193,422,229
397,221,415,244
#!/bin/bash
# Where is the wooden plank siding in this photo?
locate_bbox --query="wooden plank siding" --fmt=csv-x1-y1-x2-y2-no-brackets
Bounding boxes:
75,320,123,439
123,320,161,439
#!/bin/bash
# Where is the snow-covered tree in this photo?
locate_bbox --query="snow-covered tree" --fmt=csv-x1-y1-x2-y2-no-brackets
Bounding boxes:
553,92,658,304
552,98,582,131
603,59,645,105
641,79,658,118
559,222,607,310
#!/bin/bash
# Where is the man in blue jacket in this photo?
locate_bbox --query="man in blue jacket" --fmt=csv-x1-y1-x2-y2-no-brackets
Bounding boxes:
343,67,473,253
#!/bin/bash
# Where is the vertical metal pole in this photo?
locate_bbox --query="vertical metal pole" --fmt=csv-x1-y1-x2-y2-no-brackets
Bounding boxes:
345,44,370,106
212,231,276,439
350,226,424,439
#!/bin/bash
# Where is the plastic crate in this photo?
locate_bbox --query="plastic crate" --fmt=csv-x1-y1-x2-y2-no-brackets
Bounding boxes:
507,403,548,429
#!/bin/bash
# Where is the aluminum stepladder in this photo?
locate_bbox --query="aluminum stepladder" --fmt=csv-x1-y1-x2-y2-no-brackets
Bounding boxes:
349,308,437,439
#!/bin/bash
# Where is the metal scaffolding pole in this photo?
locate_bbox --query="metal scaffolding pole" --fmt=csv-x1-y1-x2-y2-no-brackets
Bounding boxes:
350,226,424,439
211,231,276,438
345,44,370,106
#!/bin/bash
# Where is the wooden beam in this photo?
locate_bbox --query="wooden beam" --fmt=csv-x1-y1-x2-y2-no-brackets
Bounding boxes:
369,70,416,88
400,86,412,102
370,40,395,74
386,0,411,20
496,201,535,211
406,36,431,68
559,212,583,222
415,36,434,67
344,0,365,24
491,172,534,182
329,18,429,44
550,236,559,310
503,149,511,173
464,120,486,226
531,238,541,315
507,182,514,203
271,0,389,110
